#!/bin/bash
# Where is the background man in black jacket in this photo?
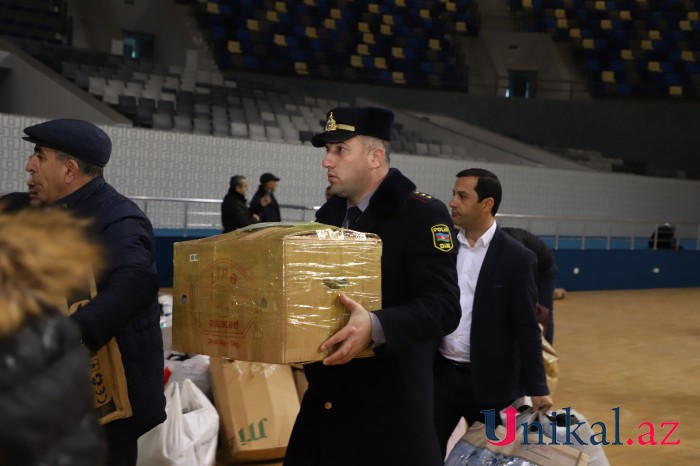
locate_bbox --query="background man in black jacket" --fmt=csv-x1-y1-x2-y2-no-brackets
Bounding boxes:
221,174,260,232
22,118,166,466
250,172,281,222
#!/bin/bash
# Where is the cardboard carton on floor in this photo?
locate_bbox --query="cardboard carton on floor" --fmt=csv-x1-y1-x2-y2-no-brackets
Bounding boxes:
210,358,299,463
172,222,382,364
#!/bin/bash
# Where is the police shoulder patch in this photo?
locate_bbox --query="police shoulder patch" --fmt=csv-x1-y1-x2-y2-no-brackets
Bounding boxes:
431,224,454,252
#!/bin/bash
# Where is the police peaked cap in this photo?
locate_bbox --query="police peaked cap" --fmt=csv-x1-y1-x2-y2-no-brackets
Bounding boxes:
311,106,394,147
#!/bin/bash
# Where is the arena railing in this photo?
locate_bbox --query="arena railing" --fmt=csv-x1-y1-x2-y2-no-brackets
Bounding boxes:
129,195,699,251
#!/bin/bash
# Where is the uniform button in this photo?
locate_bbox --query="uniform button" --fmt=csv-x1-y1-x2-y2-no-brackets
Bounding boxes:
324,402,332,410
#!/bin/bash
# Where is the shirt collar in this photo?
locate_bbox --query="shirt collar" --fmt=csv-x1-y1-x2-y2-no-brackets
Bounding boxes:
457,220,497,249
346,191,374,213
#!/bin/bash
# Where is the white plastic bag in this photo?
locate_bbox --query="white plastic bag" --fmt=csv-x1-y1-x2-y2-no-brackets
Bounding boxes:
137,379,219,466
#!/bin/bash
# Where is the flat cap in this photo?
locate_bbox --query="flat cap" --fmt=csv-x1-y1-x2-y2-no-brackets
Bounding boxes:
23,118,112,167
311,106,394,147
260,172,280,184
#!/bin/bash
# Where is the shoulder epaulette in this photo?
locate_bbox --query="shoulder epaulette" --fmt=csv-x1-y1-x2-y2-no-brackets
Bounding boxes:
412,191,435,200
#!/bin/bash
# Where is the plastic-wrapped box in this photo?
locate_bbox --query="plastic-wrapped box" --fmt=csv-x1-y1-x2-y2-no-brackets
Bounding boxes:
172,223,382,364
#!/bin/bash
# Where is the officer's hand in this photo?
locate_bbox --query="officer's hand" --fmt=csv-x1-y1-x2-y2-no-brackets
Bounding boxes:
531,395,553,412
321,293,372,366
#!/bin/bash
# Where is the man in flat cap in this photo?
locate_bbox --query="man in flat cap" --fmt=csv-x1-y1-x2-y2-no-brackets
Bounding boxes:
22,118,165,466
284,107,460,466
249,171,281,222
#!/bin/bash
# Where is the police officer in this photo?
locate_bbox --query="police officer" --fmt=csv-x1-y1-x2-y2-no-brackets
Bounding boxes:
22,119,166,466
284,107,461,466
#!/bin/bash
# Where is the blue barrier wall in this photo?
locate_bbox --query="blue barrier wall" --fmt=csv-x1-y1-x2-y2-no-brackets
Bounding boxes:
554,250,700,291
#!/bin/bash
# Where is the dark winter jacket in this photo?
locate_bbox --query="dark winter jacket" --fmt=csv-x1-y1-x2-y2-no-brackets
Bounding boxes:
250,186,281,222
221,190,256,232
61,176,166,441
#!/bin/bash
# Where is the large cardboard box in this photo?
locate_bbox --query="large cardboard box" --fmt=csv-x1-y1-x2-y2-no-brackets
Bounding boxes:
173,223,382,364
210,358,300,463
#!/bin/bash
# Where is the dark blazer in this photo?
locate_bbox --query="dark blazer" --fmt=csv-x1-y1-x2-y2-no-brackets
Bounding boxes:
284,168,461,466
62,177,166,441
469,226,549,405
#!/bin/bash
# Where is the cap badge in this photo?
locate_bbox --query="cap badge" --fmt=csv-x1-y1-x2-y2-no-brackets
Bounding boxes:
325,112,337,132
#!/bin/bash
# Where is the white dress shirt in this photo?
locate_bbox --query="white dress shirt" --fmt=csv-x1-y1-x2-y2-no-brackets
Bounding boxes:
439,221,497,362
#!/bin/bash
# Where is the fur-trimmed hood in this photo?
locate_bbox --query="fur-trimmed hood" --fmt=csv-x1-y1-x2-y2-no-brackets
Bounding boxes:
0,208,102,336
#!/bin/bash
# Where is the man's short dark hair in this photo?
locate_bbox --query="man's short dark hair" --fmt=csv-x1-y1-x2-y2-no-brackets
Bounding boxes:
456,168,502,215
56,151,103,178
230,175,246,189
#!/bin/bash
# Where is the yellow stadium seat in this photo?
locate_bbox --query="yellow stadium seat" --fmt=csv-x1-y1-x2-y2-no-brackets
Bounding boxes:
681,51,695,61
247,19,260,31
669,85,683,96
206,3,219,14
368,4,379,14
428,39,441,50
363,33,376,45
294,62,309,75
275,1,287,13
383,14,394,25
227,41,241,54
351,55,363,67
648,61,661,72
641,39,653,50
393,71,406,84
303,0,315,6
601,71,615,83
456,22,467,32
688,12,700,20
648,30,661,40
595,0,605,10
523,0,533,8
323,18,336,29
555,9,566,19
273,34,286,46
267,11,279,22
380,24,392,35
306,27,318,39
392,47,404,58
330,8,341,19
620,10,632,20
395,0,406,6
557,19,568,28
621,49,634,60
601,19,612,29
357,44,369,55
374,57,387,69
446,2,457,12
680,20,691,31
570,28,581,38
420,9,430,19
358,22,370,33
582,38,595,49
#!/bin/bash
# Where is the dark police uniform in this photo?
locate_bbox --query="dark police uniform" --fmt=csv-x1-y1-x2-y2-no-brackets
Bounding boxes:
284,167,460,466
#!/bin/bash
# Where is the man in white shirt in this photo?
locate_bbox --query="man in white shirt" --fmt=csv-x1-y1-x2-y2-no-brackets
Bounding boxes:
433,168,553,457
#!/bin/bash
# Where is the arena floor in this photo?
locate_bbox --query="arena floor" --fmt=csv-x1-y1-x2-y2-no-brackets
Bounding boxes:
207,287,699,465
552,287,699,465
